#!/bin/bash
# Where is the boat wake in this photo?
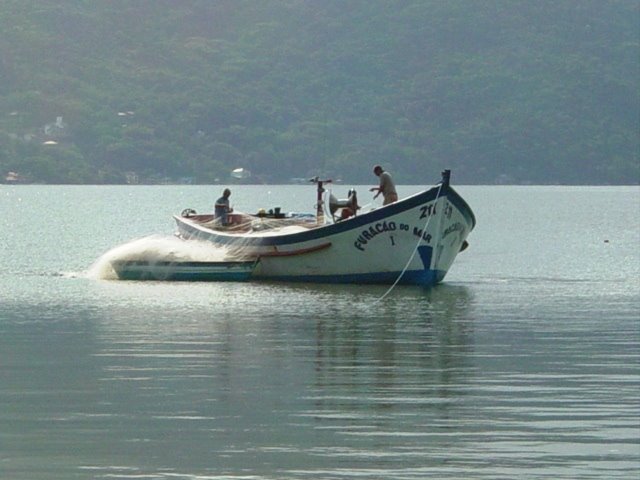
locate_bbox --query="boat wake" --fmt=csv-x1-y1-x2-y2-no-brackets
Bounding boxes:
86,235,231,280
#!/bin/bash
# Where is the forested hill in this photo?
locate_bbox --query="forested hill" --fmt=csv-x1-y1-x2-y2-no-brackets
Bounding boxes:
0,1,638,185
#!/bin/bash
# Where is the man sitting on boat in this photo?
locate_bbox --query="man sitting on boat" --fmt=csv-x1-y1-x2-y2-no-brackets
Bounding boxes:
214,188,233,226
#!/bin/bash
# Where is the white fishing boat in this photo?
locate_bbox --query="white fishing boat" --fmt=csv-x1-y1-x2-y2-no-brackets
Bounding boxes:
173,170,475,286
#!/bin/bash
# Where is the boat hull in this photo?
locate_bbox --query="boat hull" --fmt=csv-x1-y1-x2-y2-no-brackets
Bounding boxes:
111,260,256,282
174,182,475,286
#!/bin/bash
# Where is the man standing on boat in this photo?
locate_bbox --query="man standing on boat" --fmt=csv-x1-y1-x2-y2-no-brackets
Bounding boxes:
370,165,398,205
215,188,233,225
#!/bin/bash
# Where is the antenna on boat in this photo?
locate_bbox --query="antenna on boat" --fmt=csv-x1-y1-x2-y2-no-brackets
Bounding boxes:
309,176,332,225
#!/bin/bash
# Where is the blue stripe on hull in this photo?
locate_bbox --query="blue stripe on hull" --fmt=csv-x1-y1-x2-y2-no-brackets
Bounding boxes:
112,261,255,282
254,269,447,286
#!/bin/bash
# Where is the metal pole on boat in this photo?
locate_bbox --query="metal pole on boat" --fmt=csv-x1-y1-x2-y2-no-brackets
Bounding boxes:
310,176,332,225
441,169,451,186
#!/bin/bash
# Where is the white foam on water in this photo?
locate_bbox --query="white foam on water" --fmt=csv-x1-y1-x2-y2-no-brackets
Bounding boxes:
85,235,231,280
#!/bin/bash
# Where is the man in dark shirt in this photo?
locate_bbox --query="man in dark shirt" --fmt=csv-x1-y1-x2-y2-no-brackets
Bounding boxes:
214,188,233,225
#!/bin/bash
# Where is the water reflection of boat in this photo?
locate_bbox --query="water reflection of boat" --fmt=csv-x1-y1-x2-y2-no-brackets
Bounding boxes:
311,284,474,416
172,170,475,286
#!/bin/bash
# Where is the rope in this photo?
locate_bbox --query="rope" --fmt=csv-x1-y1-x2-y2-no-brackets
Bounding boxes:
372,181,445,304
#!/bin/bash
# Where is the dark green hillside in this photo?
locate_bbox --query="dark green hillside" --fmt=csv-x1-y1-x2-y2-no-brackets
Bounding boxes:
0,0,638,184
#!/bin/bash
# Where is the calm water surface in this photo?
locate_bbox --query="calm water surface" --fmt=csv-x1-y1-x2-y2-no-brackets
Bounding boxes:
1,184,638,479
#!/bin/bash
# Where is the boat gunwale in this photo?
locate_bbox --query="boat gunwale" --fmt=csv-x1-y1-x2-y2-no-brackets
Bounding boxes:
175,183,475,247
